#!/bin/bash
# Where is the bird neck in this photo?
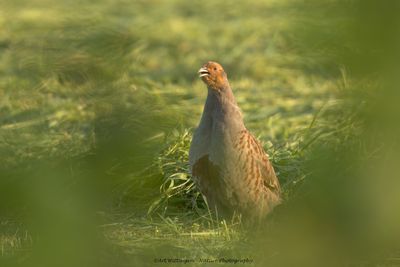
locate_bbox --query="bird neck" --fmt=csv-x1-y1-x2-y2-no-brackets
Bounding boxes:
207,82,236,106
203,84,244,129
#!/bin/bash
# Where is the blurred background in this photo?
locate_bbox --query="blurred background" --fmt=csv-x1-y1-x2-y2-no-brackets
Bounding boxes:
0,0,399,266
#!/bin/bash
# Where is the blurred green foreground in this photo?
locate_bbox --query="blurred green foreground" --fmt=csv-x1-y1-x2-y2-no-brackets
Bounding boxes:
0,0,399,266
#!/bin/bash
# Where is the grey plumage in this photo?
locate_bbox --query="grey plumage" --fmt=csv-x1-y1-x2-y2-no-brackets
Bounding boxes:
189,61,281,220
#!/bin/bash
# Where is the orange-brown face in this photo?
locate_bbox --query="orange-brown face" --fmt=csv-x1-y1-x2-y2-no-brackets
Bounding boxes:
198,61,228,90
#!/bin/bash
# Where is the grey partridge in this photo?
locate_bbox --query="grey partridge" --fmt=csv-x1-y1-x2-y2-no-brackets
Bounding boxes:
189,61,281,221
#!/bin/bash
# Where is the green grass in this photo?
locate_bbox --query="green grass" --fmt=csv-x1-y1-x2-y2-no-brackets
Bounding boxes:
1,0,399,266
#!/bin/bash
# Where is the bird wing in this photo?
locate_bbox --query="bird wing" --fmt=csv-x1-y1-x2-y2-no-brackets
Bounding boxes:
233,129,281,194
190,128,280,215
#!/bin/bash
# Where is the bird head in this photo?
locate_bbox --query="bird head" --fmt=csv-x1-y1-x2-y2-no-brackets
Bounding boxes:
198,61,228,91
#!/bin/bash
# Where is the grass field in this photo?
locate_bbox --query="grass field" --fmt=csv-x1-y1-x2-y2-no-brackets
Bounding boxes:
1,0,399,266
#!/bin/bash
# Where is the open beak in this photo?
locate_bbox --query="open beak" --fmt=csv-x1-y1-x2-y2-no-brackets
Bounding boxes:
198,67,209,78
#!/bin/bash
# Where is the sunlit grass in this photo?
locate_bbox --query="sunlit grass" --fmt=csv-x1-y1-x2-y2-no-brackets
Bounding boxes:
1,0,399,266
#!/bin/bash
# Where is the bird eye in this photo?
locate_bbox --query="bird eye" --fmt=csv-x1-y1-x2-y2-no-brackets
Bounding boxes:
213,67,217,71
